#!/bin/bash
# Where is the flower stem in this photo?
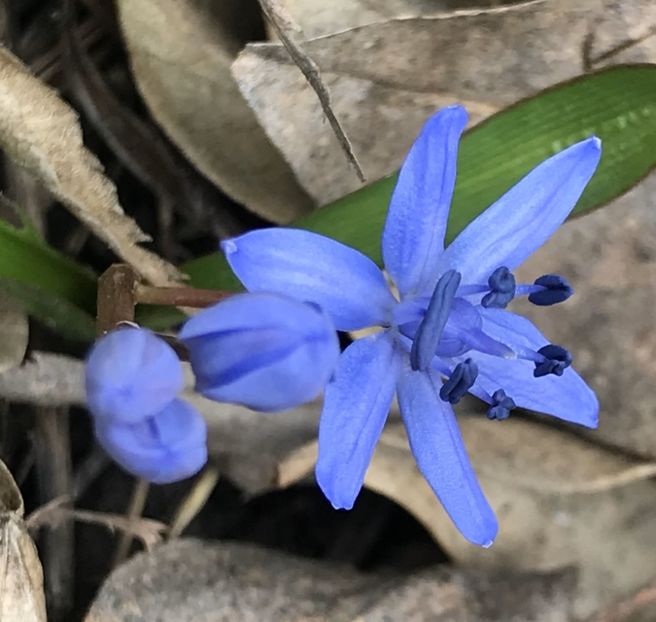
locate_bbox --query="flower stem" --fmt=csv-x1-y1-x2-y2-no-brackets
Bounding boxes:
134,284,231,308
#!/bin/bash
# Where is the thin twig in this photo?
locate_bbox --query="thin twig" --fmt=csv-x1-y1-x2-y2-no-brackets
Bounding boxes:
168,466,220,538
33,407,74,622
27,495,166,550
112,478,150,567
258,0,365,182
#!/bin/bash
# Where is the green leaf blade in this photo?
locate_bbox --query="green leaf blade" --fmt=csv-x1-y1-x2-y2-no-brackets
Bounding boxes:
184,66,656,291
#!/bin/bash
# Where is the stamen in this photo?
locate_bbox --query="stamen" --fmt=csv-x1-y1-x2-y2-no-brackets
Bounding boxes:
527,274,573,306
439,358,478,404
410,270,461,371
481,266,516,309
533,344,572,377
487,389,515,420
459,328,516,359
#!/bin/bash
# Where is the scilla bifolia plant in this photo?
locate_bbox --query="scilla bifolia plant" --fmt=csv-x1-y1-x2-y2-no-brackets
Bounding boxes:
85,105,600,546
220,105,601,547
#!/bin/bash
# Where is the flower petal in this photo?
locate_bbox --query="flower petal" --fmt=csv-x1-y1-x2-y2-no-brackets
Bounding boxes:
180,293,340,412
85,328,183,424
95,399,207,484
468,308,598,427
382,105,468,297
397,368,498,547
316,332,400,509
437,137,602,283
222,228,394,331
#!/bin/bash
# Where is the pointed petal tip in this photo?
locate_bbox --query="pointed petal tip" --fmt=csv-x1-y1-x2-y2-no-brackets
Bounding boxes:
441,103,468,120
580,135,602,155
466,515,499,548
220,238,237,256
316,469,356,511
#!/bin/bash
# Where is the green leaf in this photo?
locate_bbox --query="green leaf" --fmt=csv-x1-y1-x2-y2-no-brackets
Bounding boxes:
0,219,96,339
183,65,656,288
0,278,95,341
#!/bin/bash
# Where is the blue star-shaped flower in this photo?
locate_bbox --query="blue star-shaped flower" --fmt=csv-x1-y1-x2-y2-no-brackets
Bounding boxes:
221,105,601,547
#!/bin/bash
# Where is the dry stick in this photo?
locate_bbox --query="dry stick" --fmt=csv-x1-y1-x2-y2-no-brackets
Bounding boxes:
258,0,366,182
112,478,150,568
96,263,137,335
33,406,74,622
27,496,167,550
168,466,220,538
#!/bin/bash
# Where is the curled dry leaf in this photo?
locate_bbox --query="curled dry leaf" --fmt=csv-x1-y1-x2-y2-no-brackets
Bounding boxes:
279,417,656,618
0,47,181,285
0,297,28,374
85,539,575,621
0,458,47,622
116,0,313,223
233,0,656,204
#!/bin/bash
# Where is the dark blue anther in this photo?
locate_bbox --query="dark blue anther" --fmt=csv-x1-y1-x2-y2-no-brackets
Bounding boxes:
410,270,461,371
439,358,478,404
533,344,572,378
528,274,573,306
487,389,516,420
481,266,516,309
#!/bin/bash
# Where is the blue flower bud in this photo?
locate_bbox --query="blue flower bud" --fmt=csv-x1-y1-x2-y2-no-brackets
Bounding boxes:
179,293,340,412
95,399,207,484
85,328,184,424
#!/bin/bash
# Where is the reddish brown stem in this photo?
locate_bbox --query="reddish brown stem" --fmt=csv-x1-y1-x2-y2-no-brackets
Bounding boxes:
96,264,137,335
134,284,231,308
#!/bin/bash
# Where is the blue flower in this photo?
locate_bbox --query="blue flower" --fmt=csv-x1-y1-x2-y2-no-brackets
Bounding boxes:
223,106,601,546
179,292,340,412
225,105,601,546
85,327,183,424
85,327,207,483
95,399,207,484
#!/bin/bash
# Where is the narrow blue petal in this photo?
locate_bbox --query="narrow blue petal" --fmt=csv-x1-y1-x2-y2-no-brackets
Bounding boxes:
316,332,400,509
85,328,183,424
382,106,468,297
436,137,602,283
469,309,598,427
222,228,395,331
397,368,498,547
95,399,207,484
180,293,340,412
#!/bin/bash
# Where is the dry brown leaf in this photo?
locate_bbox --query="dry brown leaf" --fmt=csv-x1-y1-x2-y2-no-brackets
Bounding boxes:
0,48,181,285
116,0,313,223
278,417,656,618
259,0,365,181
0,458,46,622
233,0,656,203
0,297,28,374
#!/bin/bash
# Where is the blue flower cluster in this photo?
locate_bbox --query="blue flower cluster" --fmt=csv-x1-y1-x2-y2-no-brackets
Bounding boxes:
85,293,339,483
85,105,601,546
